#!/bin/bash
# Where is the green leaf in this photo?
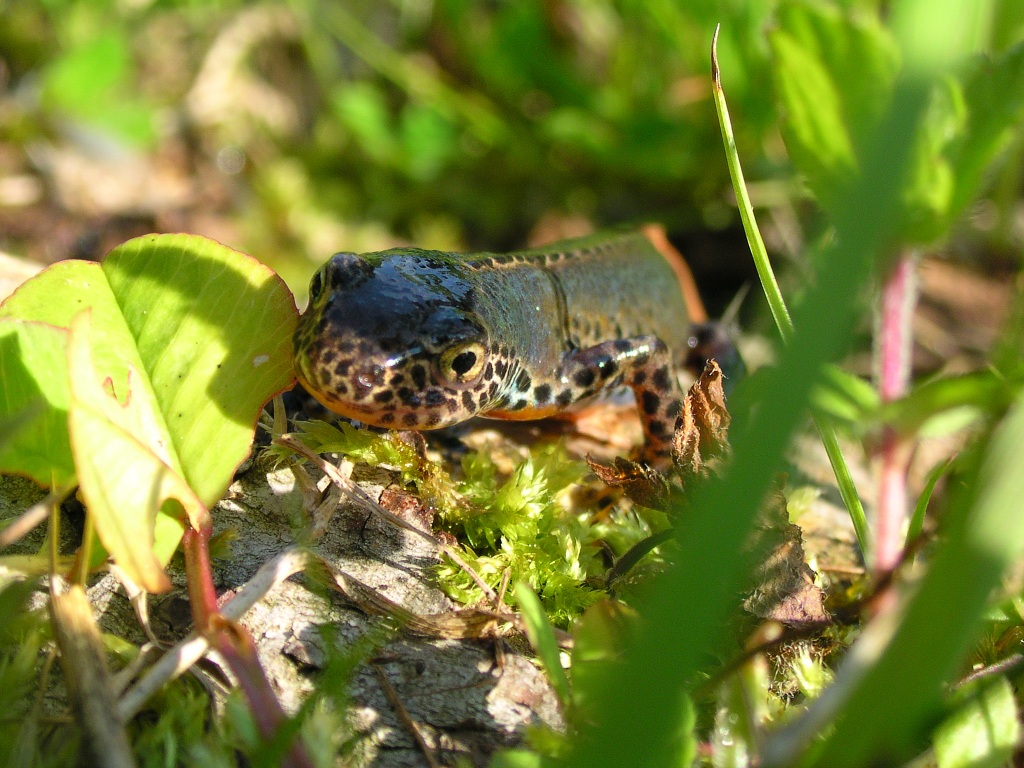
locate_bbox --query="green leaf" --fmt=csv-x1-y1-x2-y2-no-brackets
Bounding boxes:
945,40,1024,223
399,104,458,181
770,1,899,210
43,32,128,116
40,30,155,147
514,581,571,711
0,319,74,487
934,677,1019,768
810,365,880,427
0,235,296,587
489,749,552,768
96,235,297,505
67,312,202,591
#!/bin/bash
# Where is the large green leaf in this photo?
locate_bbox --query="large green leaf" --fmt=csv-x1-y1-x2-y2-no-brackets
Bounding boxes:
0,234,297,588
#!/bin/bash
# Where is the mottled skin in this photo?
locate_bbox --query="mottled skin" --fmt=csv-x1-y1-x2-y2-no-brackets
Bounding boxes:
294,228,728,463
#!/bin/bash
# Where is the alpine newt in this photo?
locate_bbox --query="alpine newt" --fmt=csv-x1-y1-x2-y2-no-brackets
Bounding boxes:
293,225,737,464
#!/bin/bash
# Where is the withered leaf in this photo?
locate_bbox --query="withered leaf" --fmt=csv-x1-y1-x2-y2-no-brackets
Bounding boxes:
743,482,830,628
672,359,731,476
586,455,674,510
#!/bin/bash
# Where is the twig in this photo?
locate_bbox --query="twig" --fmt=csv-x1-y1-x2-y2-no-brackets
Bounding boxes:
274,433,498,603
372,663,442,768
51,581,138,768
0,485,74,549
117,546,308,722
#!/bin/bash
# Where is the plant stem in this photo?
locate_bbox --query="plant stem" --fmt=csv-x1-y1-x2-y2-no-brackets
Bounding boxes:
182,527,315,768
710,26,871,560
874,253,917,575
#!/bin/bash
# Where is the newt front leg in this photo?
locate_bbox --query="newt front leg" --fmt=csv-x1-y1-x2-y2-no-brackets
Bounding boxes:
484,335,684,465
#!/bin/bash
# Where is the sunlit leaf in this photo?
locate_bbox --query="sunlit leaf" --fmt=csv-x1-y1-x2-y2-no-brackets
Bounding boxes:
0,234,296,586
770,0,898,211
934,677,1019,768
67,312,201,591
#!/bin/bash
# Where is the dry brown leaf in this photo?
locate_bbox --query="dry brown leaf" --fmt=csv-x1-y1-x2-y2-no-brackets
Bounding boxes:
585,456,674,509
743,482,830,628
672,359,730,476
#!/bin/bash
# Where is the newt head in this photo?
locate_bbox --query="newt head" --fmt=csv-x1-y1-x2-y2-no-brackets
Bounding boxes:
294,249,500,429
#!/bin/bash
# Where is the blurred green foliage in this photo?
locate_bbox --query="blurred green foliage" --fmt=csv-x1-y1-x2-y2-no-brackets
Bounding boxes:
4,1,1024,767
0,0,783,267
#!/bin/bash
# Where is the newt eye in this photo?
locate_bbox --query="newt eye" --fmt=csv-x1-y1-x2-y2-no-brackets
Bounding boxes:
439,342,487,384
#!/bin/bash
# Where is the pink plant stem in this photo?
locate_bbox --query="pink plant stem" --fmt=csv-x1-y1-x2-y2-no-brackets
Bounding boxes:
182,525,315,768
874,253,917,578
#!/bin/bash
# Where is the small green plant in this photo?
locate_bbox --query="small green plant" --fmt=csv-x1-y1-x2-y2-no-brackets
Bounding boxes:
0,234,307,762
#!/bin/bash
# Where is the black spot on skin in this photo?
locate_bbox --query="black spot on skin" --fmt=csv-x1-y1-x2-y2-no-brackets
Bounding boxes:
487,381,500,398
445,399,459,414
373,390,394,403
333,360,351,377
573,368,595,388
389,373,405,387
462,391,476,409
403,412,419,426
534,384,552,403
510,399,527,411
633,370,647,386
397,387,414,400
653,366,672,392
614,339,633,353
336,382,349,395
321,349,337,365
424,411,441,427
484,362,494,380
411,365,427,389
596,356,617,378
556,389,574,407
379,413,394,424
641,391,661,414
425,389,446,406
667,399,682,416
648,419,668,436
515,370,531,392
635,352,650,367
495,360,508,378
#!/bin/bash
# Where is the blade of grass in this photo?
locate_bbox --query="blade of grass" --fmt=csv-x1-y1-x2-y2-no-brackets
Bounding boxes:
515,582,572,712
561,33,928,768
710,25,872,561
905,457,954,547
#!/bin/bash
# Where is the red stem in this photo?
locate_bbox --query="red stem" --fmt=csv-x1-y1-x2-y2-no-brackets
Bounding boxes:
182,525,315,768
874,253,917,577
183,524,219,627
